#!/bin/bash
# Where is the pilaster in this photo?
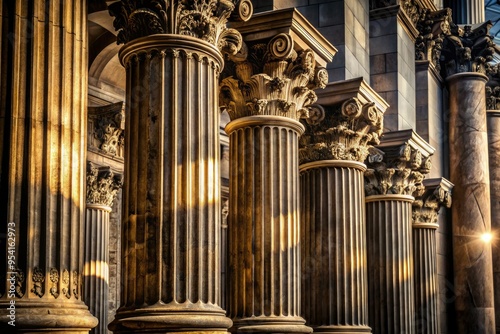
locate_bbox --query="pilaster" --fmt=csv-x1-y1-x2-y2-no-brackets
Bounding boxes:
107,1,250,332
220,9,335,333
440,22,496,334
299,79,387,333
365,129,434,334
84,163,123,334
412,178,453,334
0,1,97,332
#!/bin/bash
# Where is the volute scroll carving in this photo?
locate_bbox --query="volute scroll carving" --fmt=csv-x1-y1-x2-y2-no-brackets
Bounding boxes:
219,33,328,122
298,97,384,164
108,0,249,56
86,162,123,207
412,178,453,227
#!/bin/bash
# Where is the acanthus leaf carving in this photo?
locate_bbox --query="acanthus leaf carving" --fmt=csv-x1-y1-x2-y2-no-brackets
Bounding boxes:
86,162,124,207
31,267,45,297
439,21,495,77
88,102,125,158
298,98,384,164
486,64,500,110
364,133,433,196
219,33,328,121
412,178,453,226
108,0,247,55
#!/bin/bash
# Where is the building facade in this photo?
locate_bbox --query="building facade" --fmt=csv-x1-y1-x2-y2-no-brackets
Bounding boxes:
1,0,500,333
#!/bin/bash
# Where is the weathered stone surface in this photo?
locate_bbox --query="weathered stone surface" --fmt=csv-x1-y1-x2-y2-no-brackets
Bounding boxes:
412,178,453,334
84,162,123,334
300,161,371,334
0,1,97,332
447,72,495,334
219,9,334,333
109,34,232,334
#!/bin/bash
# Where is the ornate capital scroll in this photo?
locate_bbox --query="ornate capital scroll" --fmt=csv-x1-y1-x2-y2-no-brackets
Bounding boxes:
88,102,125,158
365,129,434,196
219,8,336,122
415,8,452,72
486,64,500,110
86,162,123,207
298,79,387,164
412,177,453,227
439,21,495,78
108,0,251,55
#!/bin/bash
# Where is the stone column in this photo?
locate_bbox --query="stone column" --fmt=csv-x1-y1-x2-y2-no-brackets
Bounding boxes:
412,178,453,334
446,0,485,24
298,80,386,333
486,82,500,333
219,9,335,333
84,163,123,334
106,1,250,333
440,23,496,334
364,130,434,334
0,1,98,332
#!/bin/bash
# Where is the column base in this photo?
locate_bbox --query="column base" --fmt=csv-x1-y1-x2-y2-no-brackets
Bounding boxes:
109,302,232,333
0,299,98,332
313,325,372,333
232,316,312,333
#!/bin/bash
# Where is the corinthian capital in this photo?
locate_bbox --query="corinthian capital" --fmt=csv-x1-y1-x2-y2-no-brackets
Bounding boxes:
219,9,336,122
298,78,388,164
86,162,123,207
365,129,434,196
439,21,495,77
88,102,125,158
108,0,251,55
486,64,500,110
412,178,453,228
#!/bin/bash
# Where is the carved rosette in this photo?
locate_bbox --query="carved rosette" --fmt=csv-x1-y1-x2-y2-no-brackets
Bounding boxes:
108,0,251,55
298,97,384,164
412,178,453,227
415,8,452,72
219,33,328,121
86,162,123,208
439,21,495,78
364,132,434,197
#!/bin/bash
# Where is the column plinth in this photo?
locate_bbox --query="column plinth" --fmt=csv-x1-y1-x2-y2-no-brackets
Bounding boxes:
446,72,495,334
0,1,97,332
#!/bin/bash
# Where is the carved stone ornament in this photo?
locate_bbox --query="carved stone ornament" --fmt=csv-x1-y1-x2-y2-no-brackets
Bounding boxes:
439,21,495,78
31,267,45,297
108,0,251,55
219,33,328,121
370,0,425,26
298,97,384,164
415,8,452,72
88,102,125,157
412,178,453,226
486,64,500,110
364,130,434,197
49,268,59,298
86,162,123,207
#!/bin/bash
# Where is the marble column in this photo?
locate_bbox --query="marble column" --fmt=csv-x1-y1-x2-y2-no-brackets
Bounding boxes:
439,23,496,333
106,1,249,333
84,163,123,334
0,1,98,332
219,9,335,333
412,178,453,334
364,130,434,334
298,80,387,333
486,83,500,333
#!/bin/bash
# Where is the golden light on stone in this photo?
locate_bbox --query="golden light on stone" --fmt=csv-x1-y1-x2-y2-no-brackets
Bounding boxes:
481,232,493,244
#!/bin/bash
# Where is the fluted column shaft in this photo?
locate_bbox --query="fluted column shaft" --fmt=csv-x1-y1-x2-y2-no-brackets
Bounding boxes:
447,0,485,24
85,205,112,334
413,225,438,334
227,116,309,333
487,110,500,333
300,161,370,333
366,195,415,334
0,1,97,332
447,73,495,333
109,36,231,333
